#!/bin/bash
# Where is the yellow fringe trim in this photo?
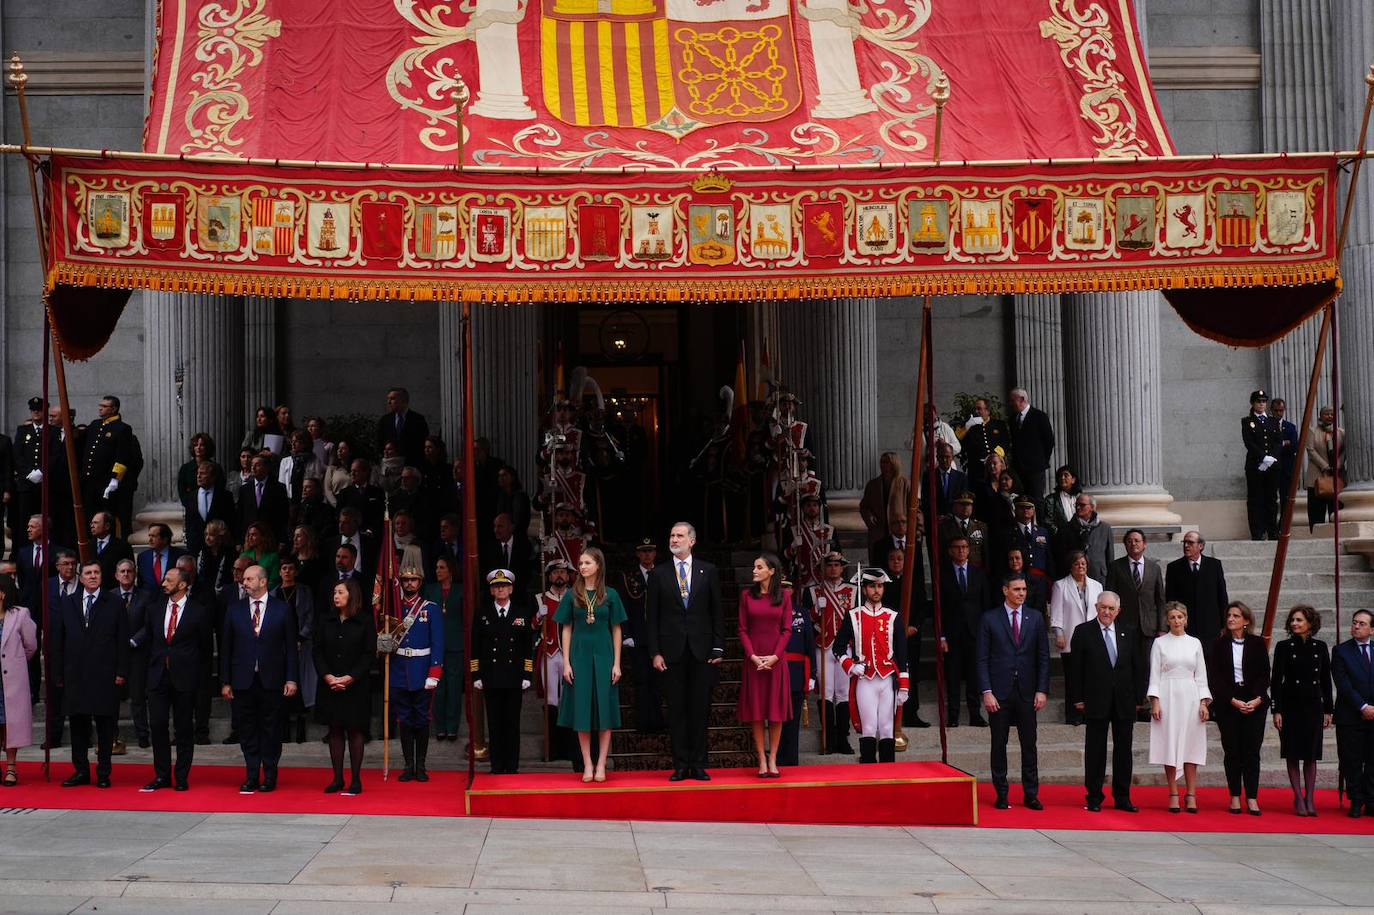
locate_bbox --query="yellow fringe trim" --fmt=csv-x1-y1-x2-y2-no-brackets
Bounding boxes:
47,260,1341,304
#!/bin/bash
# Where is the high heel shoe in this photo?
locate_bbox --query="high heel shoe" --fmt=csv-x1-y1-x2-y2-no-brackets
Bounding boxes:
324,778,344,794
1228,798,1242,815
1247,800,1262,817
582,770,594,783
593,771,607,783
1167,793,1180,814
1294,797,1310,817
1184,793,1198,814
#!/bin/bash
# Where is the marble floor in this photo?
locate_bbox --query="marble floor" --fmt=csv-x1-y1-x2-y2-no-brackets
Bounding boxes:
0,809,1369,913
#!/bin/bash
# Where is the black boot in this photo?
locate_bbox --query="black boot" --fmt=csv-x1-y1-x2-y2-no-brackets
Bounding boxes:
414,728,430,782
397,725,416,782
878,737,896,763
295,716,307,744
833,703,855,755
820,702,833,755
858,737,878,764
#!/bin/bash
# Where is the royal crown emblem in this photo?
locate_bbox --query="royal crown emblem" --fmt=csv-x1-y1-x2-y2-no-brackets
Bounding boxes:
691,173,734,195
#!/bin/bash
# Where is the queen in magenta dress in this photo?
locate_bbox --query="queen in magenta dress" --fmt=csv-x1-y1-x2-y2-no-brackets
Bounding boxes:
737,588,794,723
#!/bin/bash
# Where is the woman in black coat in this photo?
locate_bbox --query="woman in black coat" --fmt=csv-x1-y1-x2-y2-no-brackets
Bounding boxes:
1207,601,1270,815
1270,604,1333,817
313,579,376,796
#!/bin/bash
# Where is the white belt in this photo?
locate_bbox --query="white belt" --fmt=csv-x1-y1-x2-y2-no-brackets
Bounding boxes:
397,647,431,658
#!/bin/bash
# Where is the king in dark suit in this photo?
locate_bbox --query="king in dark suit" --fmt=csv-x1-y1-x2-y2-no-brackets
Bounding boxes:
976,573,1050,810
644,522,724,781
1067,590,1143,812
220,564,299,793
51,561,129,787
1332,610,1374,819
139,567,214,791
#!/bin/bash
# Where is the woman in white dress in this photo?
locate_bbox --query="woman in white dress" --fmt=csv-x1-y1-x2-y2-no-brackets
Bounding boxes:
1149,601,1212,813
1049,551,1102,725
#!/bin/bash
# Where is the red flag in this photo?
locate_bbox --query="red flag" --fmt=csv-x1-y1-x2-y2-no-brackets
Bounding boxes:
361,201,405,260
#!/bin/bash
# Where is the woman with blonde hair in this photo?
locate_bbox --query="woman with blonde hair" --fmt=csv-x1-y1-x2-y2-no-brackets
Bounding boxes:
1148,601,1212,813
556,546,626,782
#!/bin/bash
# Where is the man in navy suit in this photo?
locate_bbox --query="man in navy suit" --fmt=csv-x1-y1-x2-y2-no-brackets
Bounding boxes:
645,522,724,781
140,566,214,791
1332,609,1374,819
137,524,186,595
937,535,993,727
1007,388,1056,501
183,460,236,555
89,511,134,588
977,572,1050,810
924,441,967,521
220,564,298,793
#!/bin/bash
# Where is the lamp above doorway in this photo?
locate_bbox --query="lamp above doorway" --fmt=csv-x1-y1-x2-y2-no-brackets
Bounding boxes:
599,310,650,361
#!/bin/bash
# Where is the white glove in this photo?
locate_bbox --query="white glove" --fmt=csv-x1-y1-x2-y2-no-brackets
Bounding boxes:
521,679,531,690
964,415,984,428
897,689,909,705
849,662,866,678
623,637,636,649
1259,455,1277,471
424,677,438,689
103,478,119,499
473,679,483,690
808,679,816,693
25,469,42,484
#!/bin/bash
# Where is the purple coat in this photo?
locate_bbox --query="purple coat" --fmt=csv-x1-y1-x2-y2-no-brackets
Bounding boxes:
1,607,38,748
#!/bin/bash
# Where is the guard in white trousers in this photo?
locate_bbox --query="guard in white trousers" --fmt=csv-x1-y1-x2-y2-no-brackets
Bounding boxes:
803,551,857,754
833,569,910,764
534,559,576,762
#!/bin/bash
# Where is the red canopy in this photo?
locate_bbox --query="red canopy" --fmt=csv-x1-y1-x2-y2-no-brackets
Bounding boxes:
146,0,1172,167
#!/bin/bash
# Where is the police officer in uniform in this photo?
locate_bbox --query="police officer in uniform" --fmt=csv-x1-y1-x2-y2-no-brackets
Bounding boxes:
1242,390,1283,541
391,566,444,782
471,569,537,774
14,397,65,547
81,396,140,537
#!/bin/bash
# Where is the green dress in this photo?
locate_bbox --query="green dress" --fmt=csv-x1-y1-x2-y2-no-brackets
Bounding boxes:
554,587,627,732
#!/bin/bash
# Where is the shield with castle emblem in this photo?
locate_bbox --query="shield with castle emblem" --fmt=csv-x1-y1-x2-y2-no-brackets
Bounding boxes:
540,0,800,135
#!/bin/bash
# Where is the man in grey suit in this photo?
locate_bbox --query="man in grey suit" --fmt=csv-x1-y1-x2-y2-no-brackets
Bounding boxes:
1105,528,1165,720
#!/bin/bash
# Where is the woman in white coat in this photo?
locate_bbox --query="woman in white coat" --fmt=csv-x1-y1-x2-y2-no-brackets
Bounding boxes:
1049,551,1102,725
1149,601,1212,813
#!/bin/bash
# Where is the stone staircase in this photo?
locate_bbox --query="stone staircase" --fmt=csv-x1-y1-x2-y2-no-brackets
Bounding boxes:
1207,537,1374,640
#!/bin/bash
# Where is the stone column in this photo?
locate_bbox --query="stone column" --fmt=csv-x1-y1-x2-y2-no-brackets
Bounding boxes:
1333,4,1374,522
1012,295,1067,457
438,302,464,447
777,298,879,498
138,293,246,541
1261,0,1334,410
243,295,278,422
1062,292,1181,526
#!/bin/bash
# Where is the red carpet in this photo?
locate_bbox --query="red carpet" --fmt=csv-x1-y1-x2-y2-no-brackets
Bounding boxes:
2,762,467,818
978,783,1374,834
467,762,978,826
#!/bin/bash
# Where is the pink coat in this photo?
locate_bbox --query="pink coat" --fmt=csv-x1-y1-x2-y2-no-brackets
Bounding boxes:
1,607,38,749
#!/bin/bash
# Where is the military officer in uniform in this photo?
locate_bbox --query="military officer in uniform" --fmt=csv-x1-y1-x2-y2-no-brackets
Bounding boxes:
940,492,990,570
81,396,141,537
471,569,537,774
14,397,60,547
802,551,857,754
535,559,576,760
1242,390,1283,541
833,569,910,764
391,566,443,782
777,577,816,765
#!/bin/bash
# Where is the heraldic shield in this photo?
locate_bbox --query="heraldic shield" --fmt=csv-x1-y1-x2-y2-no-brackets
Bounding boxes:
540,0,801,132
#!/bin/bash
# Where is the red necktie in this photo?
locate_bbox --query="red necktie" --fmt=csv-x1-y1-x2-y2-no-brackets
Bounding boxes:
165,601,180,666
1011,609,1021,645
252,599,263,636
153,552,163,583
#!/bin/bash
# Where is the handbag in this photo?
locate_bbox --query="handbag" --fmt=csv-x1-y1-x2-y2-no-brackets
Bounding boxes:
1315,470,1338,500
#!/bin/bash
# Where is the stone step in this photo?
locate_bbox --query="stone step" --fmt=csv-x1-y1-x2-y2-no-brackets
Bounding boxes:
1212,554,1368,573
1224,569,1374,591
1209,539,1345,558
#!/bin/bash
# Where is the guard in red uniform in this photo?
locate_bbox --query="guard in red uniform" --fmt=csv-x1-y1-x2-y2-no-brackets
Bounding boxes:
834,568,910,764
802,551,857,754
534,559,576,761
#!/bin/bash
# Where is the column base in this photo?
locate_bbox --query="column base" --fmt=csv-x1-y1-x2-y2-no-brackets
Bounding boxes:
809,91,878,120
827,494,864,534
133,501,185,547
470,94,537,120
1328,484,1374,523
1092,490,1183,528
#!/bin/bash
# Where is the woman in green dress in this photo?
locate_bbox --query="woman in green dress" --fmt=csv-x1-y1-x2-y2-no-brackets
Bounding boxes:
556,546,625,783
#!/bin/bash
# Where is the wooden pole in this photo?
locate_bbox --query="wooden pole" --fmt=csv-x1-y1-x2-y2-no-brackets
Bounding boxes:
462,300,482,786
453,78,470,172
40,310,52,780
920,302,948,765
930,75,951,165
896,301,930,750
1331,292,1343,639
7,54,91,561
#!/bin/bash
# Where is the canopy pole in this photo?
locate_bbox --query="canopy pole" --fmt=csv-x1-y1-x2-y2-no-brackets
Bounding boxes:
895,298,930,753
920,301,948,766
39,306,52,781
452,78,470,171
8,54,91,560
931,75,951,165
462,300,481,789
1331,289,1342,641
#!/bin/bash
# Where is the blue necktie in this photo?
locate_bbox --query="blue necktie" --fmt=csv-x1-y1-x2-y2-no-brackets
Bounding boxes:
84,593,94,626
1104,627,1117,667
957,566,967,593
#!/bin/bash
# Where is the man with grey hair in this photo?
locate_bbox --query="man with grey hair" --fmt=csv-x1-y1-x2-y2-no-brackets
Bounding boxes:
1068,590,1142,812
645,522,724,781
1007,388,1055,501
1052,492,1113,583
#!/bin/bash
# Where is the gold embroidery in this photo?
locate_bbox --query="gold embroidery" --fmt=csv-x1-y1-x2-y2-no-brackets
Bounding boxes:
674,24,791,120
1039,0,1148,158
182,0,282,155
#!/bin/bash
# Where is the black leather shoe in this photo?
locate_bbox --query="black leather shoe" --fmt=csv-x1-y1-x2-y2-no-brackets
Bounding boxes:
415,769,430,783
994,796,1010,810
1024,798,1043,811
259,780,277,793
1085,801,1102,812
175,783,189,792
324,779,344,794
690,768,711,781
61,773,90,788
96,777,111,789
908,716,931,728
968,715,988,728
239,780,259,794
222,732,239,745
141,779,171,792
1114,801,1139,813
1349,805,1363,819
139,738,153,749
669,769,689,782
398,768,415,783
946,720,959,729
193,737,209,747
344,780,363,796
